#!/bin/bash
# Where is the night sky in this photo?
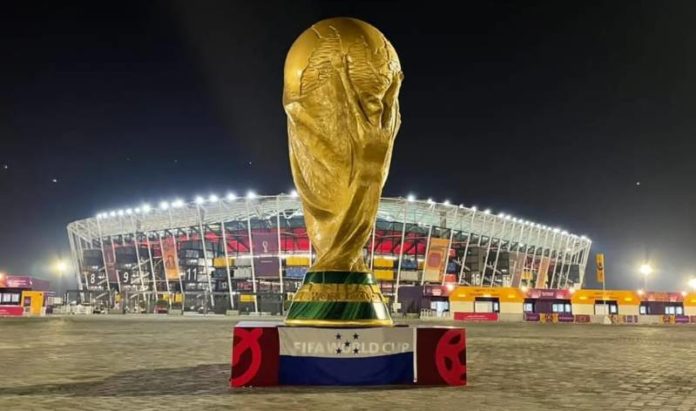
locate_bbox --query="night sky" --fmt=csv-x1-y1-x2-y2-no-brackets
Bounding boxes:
2,1,696,291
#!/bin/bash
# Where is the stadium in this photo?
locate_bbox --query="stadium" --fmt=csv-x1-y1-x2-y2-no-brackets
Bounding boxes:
65,193,592,315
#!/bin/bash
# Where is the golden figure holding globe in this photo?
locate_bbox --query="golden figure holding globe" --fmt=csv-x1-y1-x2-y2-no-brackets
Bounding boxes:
283,17,403,326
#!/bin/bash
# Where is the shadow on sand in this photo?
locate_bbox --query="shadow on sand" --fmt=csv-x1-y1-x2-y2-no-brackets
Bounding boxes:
0,364,429,397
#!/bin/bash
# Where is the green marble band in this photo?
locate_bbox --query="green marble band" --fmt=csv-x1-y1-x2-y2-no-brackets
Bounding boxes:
302,271,375,285
285,271,393,327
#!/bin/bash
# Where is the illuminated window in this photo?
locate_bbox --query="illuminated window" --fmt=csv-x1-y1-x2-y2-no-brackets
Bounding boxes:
523,303,533,312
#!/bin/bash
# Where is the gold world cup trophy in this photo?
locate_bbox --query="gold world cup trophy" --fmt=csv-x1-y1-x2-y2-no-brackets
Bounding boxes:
283,18,403,327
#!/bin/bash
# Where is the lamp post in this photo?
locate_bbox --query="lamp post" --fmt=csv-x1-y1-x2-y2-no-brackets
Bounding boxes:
639,263,653,291
54,260,67,303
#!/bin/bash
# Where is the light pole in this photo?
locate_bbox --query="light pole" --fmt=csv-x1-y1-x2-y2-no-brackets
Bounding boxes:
639,263,653,291
54,260,67,303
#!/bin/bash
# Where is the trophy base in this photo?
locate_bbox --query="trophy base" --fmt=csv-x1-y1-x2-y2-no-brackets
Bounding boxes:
230,321,467,387
284,271,393,327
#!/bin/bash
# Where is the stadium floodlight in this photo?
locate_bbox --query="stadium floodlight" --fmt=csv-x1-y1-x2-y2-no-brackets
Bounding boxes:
290,190,298,198
426,198,434,204
209,194,219,203
172,199,184,208
580,235,587,240
498,212,505,217
226,192,237,201
194,196,205,205
54,260,67,275
134,207,141,214
471,205,477,211
142,204,151,213
505,215,512,220
484,208,491,214
562,230,568,235
117,210,124,216
407,194,416,202
459,204,464,209
688,278,696,290
246,190,257,199
443,199,451,206
159,201,170,210
553,227,560,233
125,208,133,215
639,263,653,276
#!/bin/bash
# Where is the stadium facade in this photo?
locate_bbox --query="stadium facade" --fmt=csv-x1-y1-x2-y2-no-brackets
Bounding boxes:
66,194,592,314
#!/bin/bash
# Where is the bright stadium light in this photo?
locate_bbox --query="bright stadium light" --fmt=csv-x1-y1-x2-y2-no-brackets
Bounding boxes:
553,227,560,233
226,192,237,201
159,201,170,210
172,199,184,208
117,210,124,216
639,264,653,276
459,204,464,209
562,230,568,235
443,199,451,206
142,204,151,213
688,278,696,290
498,212,505,217
209,194,219,203
426,198,434,204
484,208,491,214
505,215,512,220
407,194,416,202
194,196,205,205
246,190,257,199
134,207,141,214
54,260,67,274
471,205,477,211
125,208,133,215
290,190,298,198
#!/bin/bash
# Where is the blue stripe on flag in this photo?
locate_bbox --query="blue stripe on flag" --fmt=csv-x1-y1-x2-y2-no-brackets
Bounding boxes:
279,352,413,385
